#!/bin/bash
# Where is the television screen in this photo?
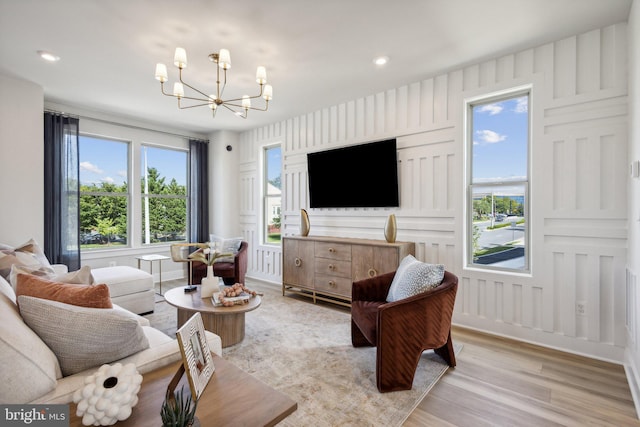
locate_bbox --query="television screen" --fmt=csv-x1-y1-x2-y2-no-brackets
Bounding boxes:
307,139,399,208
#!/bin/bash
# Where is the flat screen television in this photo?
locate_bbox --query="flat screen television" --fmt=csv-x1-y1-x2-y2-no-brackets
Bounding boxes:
307,139,399,208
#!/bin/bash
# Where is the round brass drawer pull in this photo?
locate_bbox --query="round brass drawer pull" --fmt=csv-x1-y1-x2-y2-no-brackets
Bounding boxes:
294,258,302,267
329,264,335,270
329,247,335,253
329,280,336,287
368,268,377,277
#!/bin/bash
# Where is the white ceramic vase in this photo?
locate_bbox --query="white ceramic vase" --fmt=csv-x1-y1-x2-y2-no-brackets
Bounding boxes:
200,265,218,299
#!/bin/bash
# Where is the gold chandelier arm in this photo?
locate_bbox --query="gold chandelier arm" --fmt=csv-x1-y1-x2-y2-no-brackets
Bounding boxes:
178,68,213,100
222,103,247,119
223,84,264,104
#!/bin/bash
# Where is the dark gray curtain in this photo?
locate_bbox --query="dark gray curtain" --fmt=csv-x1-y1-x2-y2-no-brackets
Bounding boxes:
44,112,81,270
189,139,209,243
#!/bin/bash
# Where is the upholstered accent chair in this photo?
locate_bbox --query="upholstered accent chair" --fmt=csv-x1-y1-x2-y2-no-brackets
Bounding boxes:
350,270,458,392
191,241,248,286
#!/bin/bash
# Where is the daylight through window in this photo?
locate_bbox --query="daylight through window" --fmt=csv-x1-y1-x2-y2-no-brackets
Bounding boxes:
263,145,282,245
467,91,530,272
141,145,188,244
79,136,129,249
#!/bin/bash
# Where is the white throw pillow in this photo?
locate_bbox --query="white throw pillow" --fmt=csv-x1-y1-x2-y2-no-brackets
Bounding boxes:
9,264,95,290
386,255,445,302
18,296,150,376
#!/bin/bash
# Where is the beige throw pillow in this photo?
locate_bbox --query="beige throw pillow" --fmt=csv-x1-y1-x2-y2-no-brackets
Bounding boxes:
0,238,54,280
9,264,95,290
18,296,150,376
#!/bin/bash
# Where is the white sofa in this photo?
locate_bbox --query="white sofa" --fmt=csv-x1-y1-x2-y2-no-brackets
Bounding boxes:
0,274,222,404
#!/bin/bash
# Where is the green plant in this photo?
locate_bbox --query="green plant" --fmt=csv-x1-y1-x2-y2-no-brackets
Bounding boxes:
160,386,198,427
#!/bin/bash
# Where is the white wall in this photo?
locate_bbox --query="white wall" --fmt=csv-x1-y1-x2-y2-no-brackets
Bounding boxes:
239,23,629,362
0,74,44,247
626,0,640,413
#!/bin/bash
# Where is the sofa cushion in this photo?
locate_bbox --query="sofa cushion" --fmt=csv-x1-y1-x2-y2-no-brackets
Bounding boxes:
9,264,94,290
0,290,61,403
15,274,112,309
18,296,150,376
0,238,54,281
91,266,153,298
386,255,445,302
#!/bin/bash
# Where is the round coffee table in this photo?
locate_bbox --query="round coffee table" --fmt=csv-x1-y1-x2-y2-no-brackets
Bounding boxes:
164,286,261,348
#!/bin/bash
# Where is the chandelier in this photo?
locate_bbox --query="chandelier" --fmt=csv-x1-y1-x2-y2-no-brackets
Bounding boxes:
154,47,273,119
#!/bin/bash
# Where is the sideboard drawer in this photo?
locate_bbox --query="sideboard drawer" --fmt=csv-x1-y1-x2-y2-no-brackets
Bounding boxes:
314,274,352,296
314,242,352,261
314,258,351,278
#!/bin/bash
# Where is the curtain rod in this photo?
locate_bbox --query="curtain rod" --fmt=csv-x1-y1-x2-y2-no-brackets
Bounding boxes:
44,109,209,143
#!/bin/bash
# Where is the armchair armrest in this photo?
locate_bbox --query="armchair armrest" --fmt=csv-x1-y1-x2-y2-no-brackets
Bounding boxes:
352,271,396,302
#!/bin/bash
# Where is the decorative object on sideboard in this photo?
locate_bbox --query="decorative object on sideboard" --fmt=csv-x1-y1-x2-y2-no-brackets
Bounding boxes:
384,214,397,243
300,209,310,236
155,47,273,119
72,363,143,426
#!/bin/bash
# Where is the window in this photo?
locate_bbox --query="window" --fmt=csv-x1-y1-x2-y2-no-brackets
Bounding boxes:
263,145,282,245
141,145,188,244
467,91,530,272
79,136,129,249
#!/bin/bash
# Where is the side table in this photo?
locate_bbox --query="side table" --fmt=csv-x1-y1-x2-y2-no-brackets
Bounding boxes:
135,254,170,295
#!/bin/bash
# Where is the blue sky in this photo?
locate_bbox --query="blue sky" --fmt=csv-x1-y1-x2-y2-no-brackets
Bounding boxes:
267,146,281,183
79,136,187,187
472,96,528,182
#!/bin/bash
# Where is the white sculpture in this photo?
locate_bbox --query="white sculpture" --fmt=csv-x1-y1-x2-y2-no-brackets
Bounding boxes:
72,363,143,426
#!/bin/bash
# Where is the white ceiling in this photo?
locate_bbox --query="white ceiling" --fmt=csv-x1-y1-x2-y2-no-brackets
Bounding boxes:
0,0,633,135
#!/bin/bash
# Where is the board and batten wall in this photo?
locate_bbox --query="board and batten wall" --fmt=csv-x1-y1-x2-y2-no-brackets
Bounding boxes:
236,23,629,362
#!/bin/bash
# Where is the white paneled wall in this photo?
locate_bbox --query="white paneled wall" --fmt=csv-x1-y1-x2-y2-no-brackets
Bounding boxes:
238,23,628,361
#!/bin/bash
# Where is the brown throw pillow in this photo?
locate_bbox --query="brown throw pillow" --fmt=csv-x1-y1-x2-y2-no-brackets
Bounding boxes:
15,274,112,309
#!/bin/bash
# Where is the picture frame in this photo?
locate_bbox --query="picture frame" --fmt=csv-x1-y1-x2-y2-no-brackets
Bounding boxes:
176,312,215,400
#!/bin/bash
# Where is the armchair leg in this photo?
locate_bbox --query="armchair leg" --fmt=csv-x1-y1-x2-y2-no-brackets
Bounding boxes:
433,331,456,367
376,343,422,393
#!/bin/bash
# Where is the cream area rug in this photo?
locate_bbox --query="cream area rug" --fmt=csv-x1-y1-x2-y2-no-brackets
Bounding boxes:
144,281,461,427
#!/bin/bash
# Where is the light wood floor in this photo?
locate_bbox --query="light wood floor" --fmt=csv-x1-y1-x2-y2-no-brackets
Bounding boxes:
404,326,639,426
155,281,639,426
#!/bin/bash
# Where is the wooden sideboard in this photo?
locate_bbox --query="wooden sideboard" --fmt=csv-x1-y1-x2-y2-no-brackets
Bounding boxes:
282,236,415,307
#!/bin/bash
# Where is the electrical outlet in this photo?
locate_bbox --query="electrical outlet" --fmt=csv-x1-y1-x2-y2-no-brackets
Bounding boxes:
108,261,116,267
576,301,586,316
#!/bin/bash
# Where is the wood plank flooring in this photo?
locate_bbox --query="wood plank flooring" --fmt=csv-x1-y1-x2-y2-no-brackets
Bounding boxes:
403,326,639,426
155,281,639,426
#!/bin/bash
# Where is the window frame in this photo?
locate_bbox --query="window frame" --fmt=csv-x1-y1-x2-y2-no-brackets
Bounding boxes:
465,87,531,274
140,143,189,246
262,143,282,246
79,134,131,250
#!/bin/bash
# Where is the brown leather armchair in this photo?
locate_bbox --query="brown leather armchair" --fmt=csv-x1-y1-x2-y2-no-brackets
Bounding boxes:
351,270,458,392
191,241,248,286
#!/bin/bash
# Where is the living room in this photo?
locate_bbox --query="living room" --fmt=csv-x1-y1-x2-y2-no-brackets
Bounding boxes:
2,0,640,424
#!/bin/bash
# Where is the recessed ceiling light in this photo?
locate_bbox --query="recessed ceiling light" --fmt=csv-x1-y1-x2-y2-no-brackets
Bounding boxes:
37,50,60,62
373,56,389,66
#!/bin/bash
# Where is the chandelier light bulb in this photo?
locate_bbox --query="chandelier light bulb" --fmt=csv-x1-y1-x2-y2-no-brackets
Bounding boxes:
218,49,231,69
173,82,184,98
242,95,251,109
256,66,267,84
154,63,168,82
263,84,273,101
174,47,187,68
